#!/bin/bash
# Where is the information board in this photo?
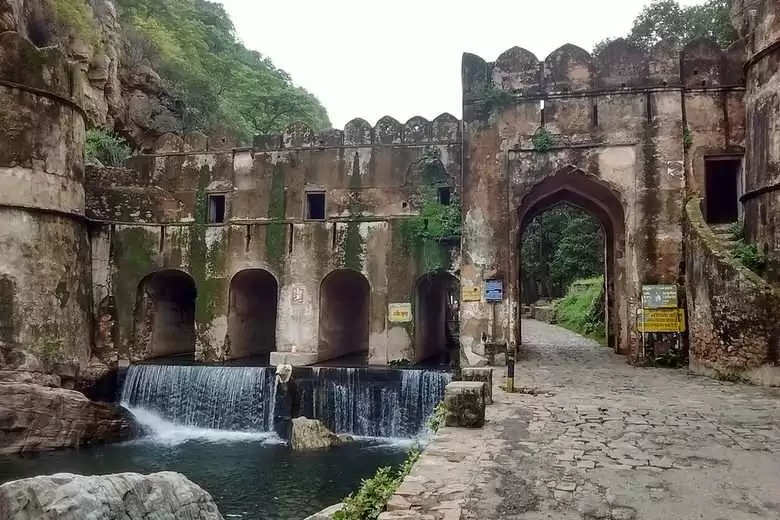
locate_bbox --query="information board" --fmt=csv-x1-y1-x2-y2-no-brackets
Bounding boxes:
462,286,481,302
484,279,504,302
388,303,412,323
642,285,678,308
638,308,686,333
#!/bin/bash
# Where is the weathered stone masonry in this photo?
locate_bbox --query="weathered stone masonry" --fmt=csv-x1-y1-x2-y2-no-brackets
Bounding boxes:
1,0,779,386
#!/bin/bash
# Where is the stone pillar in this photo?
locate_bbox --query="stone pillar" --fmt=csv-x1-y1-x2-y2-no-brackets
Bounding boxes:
460,367,493,404
0,33,91,377
444,381,486,427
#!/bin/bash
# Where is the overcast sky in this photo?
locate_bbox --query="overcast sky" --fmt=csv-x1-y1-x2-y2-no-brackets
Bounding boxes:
219,0,707,129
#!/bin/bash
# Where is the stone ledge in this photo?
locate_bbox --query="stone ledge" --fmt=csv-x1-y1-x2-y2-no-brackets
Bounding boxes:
269,351,319,366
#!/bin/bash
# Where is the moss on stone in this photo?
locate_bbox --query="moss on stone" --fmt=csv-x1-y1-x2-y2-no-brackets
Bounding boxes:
111,226,157,344
265,163,287,270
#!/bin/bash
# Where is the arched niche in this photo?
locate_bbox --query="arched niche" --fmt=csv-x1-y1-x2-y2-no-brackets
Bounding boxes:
134,269,197,359
318,269,370,362
414,272,460,365
227,269,278,360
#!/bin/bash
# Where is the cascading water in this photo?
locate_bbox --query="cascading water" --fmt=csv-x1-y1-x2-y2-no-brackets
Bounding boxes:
121,365,277,433
296,368,451,438
120,364,450,440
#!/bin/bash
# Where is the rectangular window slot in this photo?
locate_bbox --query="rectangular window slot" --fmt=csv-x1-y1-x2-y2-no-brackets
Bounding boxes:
306,192,326,220
207,194,225,223
438,187,451,206
245,224,252,252
646,93,653,122
592,104,598,128
288,223,294,253
331,222,337,250
159,226,165,252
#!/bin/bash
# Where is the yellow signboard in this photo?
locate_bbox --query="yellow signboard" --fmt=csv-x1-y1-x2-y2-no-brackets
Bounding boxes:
388,303,412,323
638,308,686,333
462,286,481,302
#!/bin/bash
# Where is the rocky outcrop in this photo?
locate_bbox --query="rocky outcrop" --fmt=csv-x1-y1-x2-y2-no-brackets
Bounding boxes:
304,503,344,520
0,383,135,454
0,0,182,150
290,417,351,451
0,471,224,519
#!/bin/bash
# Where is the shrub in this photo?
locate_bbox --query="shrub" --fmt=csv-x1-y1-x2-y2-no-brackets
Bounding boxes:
85,129,131,167
532,127,554,152
553,277,606,343
49,0,99,44
732,242,766,274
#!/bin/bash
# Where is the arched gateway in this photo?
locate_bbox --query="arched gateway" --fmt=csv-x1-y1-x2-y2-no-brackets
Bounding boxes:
515,168,627,351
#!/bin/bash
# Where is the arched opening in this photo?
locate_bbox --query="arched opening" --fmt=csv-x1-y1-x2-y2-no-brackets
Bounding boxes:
521,203,606,340
134,269,197,359
227,269,278,360
318,269,370,363
517,169,626,352
414,272,460,365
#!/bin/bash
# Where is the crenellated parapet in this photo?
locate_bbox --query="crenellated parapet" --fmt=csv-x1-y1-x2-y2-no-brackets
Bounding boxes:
254,113,461,151
463,38,745,102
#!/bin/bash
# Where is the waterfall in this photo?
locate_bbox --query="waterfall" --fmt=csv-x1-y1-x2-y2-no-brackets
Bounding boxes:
120,364,450,440
298,368,451,438
121,365,277,433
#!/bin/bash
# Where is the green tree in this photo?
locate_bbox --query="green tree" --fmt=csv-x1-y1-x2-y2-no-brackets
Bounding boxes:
114,0,330,143
594,0,737,53
521,205,604,302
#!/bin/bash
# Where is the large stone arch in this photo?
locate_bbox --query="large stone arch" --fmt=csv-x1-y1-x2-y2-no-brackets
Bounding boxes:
515,167,627,351
226,268,278,360
318,269,371,363
133,269,197,360
414,271,460,364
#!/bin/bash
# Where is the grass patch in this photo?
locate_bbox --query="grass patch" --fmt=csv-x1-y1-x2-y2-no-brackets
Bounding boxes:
553,276,606,345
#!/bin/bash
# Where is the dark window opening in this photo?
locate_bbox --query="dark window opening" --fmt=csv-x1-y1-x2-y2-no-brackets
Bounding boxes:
438,187,451,206
592,104,598,128
208,194,225,223
705,158,741,224
306,192,326,220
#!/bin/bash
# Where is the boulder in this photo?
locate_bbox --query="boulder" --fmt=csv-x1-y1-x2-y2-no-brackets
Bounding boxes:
0,383,135,454
460,367,494,404
290,417,350,450
304,503,344,519
444,381,486,428
0,471,224,520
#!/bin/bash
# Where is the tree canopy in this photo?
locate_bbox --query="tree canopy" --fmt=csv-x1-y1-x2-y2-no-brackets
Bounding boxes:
594,0,737,53
116,0,330,144
521,204,604,303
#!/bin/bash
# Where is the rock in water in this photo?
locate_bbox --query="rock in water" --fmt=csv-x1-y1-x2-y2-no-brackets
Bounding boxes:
304,503,344,519
290,417,347,450
0,472,224,520
0,383,135,454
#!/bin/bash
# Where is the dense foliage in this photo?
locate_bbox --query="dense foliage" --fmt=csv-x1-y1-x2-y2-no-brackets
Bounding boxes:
85,129,132,166
594,0,737,53
521,205,604,303
554,277,606,344
728,220,767,275
115,0,330,143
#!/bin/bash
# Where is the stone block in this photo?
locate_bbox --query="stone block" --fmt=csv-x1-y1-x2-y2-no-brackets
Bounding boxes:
460,368,493,404
443,381,485,428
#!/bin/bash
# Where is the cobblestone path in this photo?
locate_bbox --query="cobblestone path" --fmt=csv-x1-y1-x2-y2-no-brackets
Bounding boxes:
381,319,780,520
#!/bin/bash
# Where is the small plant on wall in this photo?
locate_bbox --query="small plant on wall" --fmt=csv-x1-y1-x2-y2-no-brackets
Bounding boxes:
532,127,554,152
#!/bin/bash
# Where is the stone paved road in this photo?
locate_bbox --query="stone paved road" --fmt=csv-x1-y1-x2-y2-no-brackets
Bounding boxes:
381,319,780,520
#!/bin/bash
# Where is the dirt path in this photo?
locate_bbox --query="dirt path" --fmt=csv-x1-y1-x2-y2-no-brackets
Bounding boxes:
381,319,780,520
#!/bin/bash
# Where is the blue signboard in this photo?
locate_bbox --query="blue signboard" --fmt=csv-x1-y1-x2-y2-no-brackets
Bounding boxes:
484,279,503,302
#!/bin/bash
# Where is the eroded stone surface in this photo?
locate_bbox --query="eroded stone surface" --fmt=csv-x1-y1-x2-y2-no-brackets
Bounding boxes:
0,471,223,519
444,382,486,428
0,383,135,454
290,417,350,450
386,320,780,520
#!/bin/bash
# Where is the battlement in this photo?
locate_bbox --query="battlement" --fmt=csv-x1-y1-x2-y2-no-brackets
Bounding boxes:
463,37,745,100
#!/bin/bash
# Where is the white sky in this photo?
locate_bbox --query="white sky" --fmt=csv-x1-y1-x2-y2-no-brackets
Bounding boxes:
219,0,707,129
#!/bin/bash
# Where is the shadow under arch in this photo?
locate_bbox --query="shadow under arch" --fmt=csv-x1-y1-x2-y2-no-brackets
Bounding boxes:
414,271,460,365
134,269,197,360
516,168,627,351
318,269,371,363
227,268,279,360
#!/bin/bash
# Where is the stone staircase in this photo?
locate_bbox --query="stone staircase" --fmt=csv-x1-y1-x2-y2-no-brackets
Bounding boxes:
708,222,740,251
